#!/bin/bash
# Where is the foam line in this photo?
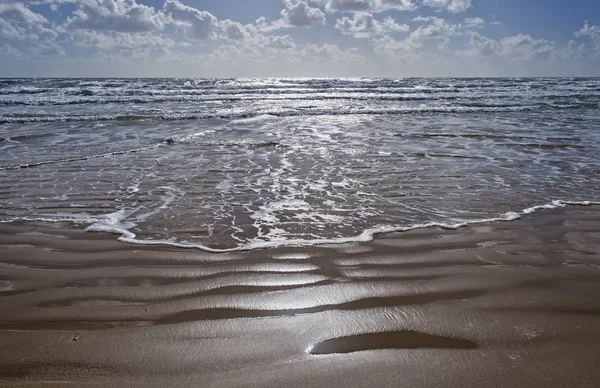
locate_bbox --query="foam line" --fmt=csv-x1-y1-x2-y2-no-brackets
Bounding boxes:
75,199,600,253
0,105,546,125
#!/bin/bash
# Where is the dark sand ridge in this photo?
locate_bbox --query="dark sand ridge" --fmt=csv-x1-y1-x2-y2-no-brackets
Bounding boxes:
1,206,600,387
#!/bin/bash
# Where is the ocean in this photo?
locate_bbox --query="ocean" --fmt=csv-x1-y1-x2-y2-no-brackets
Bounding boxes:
0,77,599,251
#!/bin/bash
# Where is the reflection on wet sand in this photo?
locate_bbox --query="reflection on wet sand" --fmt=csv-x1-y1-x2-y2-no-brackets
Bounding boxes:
1,206,600,387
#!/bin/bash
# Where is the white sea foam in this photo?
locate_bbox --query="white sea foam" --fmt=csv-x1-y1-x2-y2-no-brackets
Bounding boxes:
85,209,138,239
5,199,593,253
107,201,580,252
0,105,549,125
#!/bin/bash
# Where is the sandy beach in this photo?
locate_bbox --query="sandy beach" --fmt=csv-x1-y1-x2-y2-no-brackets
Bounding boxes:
1,1,600,385
1,205,599,387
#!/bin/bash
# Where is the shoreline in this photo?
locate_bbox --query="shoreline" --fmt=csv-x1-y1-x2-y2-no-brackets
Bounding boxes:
4,200,598,253
1,206,600,387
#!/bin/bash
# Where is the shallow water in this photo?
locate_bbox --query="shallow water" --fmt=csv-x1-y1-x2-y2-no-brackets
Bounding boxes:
0,78,599,250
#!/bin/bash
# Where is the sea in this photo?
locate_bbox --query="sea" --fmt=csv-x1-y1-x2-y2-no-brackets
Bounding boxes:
0,77,599,251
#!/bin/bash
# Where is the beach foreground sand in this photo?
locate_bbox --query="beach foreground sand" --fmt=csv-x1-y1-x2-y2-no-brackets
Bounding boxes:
1,207,600,387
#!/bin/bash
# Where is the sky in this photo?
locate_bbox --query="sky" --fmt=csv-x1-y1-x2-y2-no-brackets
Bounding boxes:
0,0,599,77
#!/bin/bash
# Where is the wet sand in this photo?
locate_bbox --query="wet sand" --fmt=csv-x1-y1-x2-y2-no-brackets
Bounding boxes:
1,206,600,387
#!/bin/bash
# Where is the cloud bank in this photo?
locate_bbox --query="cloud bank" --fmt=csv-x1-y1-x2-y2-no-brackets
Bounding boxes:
0,0,598,77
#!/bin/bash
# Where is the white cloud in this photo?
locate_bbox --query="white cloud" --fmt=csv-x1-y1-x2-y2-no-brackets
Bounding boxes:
458,31,555,60
315,0,376,13
381,16,410,31
575,21,600,40
0,3,47,24
447,0,471,13
336,13,408,38
422,0,470,13
28,41,65,55
0,0,75,3
164,0,258,41
66,0,165,33
370,16,457,59
412,15,430,21
458,32,500,56
261,34,297,49
256,1,325,31
163,0,219,39
0,15,22,39
500,34,554,60
371,34,413,58
281,0,325,27
313,0,416,13
220,20,252,41
0,3,58,40
410,16,456,42
422,0,447,8
563,22,600,60
381,0,417,11
461,17,484,30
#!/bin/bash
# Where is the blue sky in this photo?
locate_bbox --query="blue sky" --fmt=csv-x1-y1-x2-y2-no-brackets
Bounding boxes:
0,0,599,77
